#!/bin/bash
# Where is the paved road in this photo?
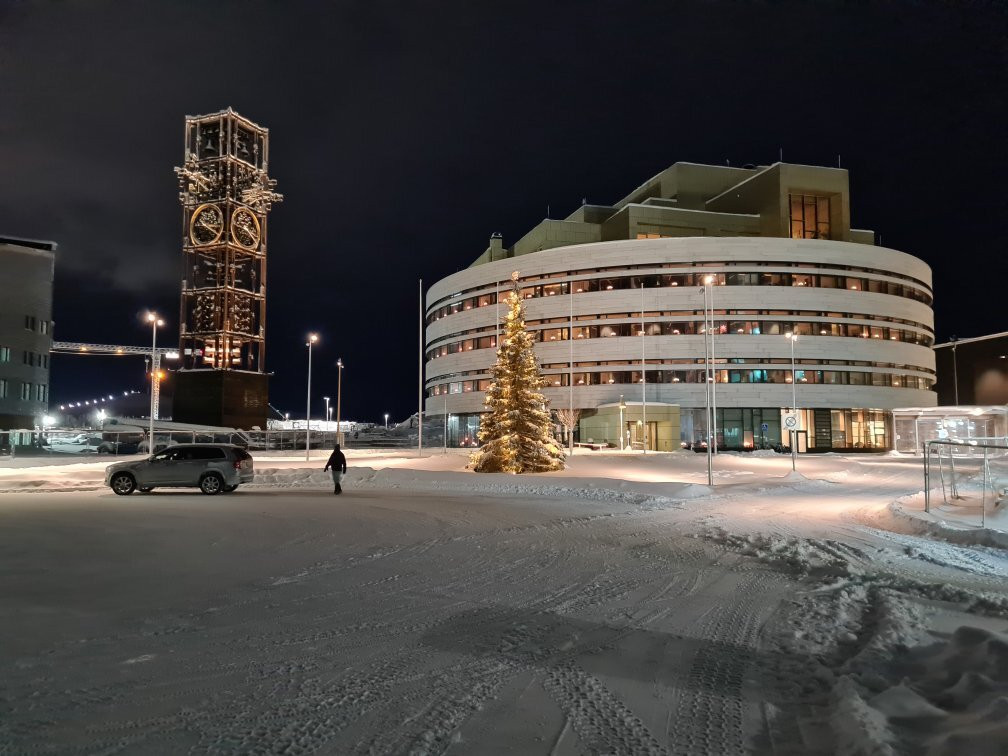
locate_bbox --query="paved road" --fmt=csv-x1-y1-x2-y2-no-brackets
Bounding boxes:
1,476,1004,755
0,487,803,755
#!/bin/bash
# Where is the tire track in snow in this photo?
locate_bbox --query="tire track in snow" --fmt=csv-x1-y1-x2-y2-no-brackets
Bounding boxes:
543,662,668,755
666,570,780,756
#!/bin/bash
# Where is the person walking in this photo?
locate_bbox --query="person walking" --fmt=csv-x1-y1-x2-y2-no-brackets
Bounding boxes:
324,443,347,495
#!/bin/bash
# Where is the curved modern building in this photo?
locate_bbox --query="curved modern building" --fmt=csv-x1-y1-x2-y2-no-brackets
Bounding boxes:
425,162,936,452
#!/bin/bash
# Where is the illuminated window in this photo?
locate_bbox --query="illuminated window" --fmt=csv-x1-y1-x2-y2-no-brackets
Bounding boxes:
789,194,831,239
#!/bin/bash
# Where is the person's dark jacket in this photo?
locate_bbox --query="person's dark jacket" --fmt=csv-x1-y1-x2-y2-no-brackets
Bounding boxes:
324,448,347,473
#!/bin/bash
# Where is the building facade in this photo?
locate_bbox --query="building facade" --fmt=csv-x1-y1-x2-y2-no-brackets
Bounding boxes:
424,162,937,451
0,237,56,430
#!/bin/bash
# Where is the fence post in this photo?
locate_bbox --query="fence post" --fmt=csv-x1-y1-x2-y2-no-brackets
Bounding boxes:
949,448,959,499
982,447,988,529
924,443,930,513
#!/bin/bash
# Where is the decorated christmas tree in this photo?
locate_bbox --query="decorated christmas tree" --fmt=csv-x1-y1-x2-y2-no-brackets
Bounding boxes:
471,272,566,473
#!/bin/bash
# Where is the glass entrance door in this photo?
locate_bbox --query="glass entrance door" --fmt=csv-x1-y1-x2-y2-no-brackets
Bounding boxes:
628,421,657,450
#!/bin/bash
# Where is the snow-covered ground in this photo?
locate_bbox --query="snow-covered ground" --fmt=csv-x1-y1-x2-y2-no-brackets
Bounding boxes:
1,450,1006,753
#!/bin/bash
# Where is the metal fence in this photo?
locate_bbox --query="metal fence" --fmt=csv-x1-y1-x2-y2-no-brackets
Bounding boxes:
924,438,1008,527
0,426,413,459
0,428,249,458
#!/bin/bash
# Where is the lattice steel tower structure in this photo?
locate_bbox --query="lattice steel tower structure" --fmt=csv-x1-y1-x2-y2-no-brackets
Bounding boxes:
173,108,282,428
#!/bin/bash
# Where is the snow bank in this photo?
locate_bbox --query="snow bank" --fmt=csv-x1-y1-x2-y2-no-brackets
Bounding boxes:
705,516,1008,754
250,465,689,509
844,624,1008,754
889,493,1008,549
701,528,864,579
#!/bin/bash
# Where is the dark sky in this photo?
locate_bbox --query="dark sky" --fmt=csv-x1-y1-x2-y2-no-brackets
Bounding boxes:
1,0,1005,423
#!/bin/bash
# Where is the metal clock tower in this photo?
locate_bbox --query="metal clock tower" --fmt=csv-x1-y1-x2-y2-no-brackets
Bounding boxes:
173,108,282,428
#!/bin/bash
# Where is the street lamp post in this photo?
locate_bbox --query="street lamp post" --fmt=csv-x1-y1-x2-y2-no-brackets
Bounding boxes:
384,412,389,430
702,280,713,486
785,332,799,471
336,358,344,444
323,396,330,430
618,395,626,450
305,333,318,461
951,341,959,405
640,283,647,455
146,312,163,457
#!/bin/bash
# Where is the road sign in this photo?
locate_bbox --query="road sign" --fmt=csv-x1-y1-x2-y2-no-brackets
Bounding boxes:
761,422,768,432
783,414,798,430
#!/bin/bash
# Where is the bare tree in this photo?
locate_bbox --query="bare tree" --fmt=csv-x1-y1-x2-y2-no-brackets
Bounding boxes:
554,408,582,453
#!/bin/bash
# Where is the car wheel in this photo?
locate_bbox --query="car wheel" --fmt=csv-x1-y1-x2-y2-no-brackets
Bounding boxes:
139,487,154,493
110,473,136,496
223,484,238,493
200,473,224,495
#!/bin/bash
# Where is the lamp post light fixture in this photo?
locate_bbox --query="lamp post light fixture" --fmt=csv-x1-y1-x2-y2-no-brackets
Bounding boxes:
305,333,318,461
785,331,799,471
323,396,331,429
146,311,164,457
384,412,389,430
336,358,344,444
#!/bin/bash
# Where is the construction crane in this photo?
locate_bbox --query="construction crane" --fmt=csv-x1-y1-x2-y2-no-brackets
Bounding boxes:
50,342,179,420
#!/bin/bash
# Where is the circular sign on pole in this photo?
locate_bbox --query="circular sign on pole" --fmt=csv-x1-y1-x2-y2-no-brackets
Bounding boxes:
784,414,798,430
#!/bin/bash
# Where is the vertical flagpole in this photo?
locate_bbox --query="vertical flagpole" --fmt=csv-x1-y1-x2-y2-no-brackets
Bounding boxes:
569,280,574,455
418,278,423,456
711,278,718,454
641,282,646,454
703,282,713,485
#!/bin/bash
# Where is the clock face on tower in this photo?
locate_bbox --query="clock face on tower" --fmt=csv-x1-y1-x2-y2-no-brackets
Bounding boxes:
189,204,224,246
230,207,261,249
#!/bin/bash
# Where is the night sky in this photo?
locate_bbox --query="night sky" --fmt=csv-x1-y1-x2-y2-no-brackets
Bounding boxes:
1,1,1005,423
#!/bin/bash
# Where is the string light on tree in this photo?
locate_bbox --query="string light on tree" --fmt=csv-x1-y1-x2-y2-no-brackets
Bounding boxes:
471,271,566,474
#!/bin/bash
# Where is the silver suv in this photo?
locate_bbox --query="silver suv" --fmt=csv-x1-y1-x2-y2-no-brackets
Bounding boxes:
105,444,253,496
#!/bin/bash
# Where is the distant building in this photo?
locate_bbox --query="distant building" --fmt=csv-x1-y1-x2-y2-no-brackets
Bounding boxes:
934,332,1008,406
425,162,936,452
0,236,56,429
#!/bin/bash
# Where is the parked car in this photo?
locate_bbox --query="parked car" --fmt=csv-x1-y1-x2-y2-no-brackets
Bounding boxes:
136,439,170,454
105,444,253,496
45,435,103,454
691,439,709,453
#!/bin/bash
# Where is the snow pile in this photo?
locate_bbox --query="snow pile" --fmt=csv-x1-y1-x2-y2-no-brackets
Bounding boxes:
833,625,1008,754
705,519,1008,753
0,461,109,492
250,465,688,509
701,528,864,578
889,493,1008,549
828,676,896,755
